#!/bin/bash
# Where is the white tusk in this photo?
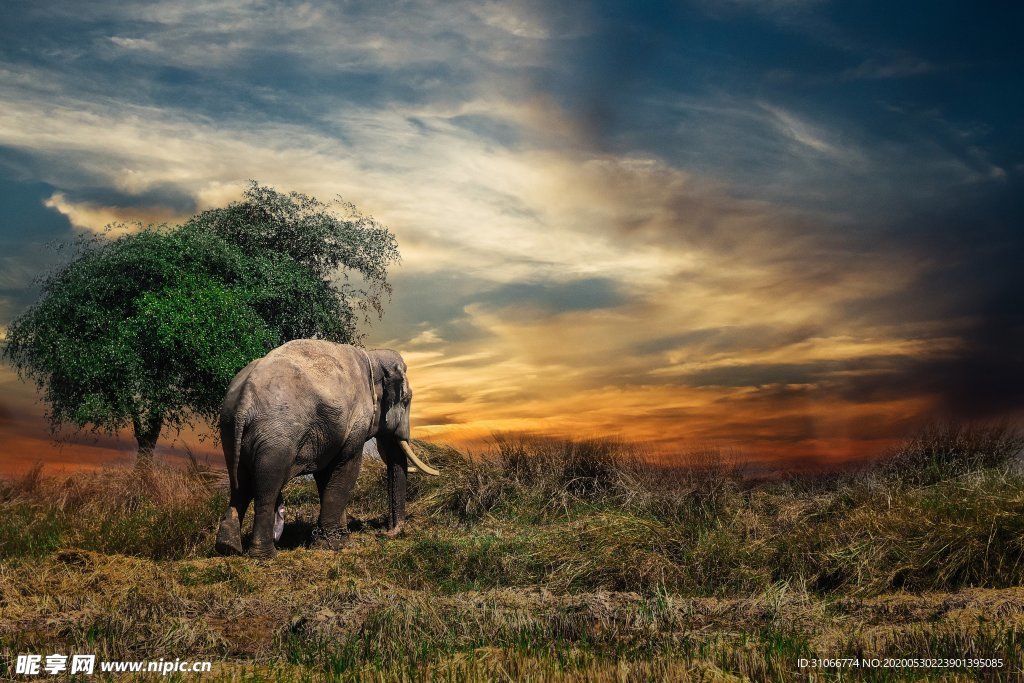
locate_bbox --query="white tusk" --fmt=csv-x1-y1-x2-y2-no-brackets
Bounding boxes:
400,440,440,476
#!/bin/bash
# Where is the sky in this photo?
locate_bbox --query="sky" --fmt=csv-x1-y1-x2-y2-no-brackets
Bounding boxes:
1,1,1022,473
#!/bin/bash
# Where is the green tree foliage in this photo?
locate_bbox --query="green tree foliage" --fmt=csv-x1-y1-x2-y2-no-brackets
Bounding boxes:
3,183,400,459
182,182,399,325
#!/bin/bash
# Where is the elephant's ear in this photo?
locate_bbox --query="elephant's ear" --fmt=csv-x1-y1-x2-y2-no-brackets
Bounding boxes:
380,359,408,406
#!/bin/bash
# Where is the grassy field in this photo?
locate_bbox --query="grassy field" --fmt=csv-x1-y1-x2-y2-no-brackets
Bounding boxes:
1,424,1023,681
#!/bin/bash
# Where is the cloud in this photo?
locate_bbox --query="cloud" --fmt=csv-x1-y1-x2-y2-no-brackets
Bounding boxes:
840,56,934,81
475,277,628,314
0,72,980,463
759,103,845,158
43,192,181,233
0,0,1021,471
108,36,158,51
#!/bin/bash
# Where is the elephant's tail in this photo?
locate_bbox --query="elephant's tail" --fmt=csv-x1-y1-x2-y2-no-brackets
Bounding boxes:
232,399,251,494
224,392,252,494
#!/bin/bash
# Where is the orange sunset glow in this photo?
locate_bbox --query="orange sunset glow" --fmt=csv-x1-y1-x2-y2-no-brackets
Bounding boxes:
2,3,1022,476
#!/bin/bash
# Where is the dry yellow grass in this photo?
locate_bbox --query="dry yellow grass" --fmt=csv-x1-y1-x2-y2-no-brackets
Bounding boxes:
2,547,1022,680
1,428,1023,680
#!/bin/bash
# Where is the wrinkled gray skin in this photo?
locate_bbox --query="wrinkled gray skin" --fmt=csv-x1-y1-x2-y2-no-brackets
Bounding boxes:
214,340,417,558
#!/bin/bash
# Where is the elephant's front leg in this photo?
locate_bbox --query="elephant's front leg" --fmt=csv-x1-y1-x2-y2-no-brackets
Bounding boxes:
313,453,362,550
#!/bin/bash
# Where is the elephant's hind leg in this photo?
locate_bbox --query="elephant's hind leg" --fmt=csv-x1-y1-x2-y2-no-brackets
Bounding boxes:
215,476,252,556
215,511,244,556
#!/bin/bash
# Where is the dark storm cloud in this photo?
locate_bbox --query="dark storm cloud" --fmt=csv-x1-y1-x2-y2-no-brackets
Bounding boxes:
837,297,1024,421
835,176,1024,419
675,355,908,390
62,184,198,216
922,315,1024,419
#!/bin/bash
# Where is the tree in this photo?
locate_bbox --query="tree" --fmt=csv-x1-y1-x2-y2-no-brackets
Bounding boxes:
3,183,400,459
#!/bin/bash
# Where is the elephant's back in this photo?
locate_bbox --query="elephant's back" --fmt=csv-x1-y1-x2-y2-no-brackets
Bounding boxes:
244,340,366,410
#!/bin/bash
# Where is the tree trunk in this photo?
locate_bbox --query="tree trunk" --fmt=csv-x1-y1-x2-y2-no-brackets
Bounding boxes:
133,412,164,464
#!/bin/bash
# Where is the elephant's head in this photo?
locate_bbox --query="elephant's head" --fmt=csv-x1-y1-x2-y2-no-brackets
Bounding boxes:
373,349,439,477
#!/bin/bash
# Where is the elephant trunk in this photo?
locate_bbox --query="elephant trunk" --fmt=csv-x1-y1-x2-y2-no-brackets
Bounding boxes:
400,440,440,476
386,438,407,532
384,439,440,535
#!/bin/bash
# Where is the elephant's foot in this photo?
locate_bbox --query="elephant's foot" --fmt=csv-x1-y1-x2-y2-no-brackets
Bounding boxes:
246,540,278,560
311,525,351,550
214,514,243,556
383,521,405,538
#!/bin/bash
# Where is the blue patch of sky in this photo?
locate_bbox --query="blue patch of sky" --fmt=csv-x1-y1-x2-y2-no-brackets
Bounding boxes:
0,175,74,315
525,2,1021,217
0,176,69,241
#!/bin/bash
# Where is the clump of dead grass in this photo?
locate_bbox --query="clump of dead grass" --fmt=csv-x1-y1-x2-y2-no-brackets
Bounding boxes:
875,420,1024,486
0,460,224,560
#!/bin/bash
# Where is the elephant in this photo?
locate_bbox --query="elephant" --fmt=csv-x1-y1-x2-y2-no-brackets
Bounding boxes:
214,339,440,558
